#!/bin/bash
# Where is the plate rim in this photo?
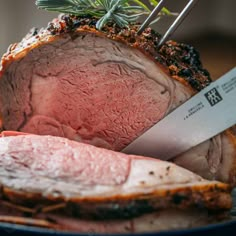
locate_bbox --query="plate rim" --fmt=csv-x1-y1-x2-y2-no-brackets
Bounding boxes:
0,219,236,236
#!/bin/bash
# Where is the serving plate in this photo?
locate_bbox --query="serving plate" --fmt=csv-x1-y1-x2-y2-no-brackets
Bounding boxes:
0,190,235,236
0,219,236,236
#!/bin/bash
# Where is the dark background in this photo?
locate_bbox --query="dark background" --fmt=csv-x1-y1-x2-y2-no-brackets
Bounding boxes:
0,0,235,79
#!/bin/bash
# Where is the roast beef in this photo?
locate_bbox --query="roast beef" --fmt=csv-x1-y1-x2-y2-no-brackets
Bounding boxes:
0,15,236,184
0,132,232,233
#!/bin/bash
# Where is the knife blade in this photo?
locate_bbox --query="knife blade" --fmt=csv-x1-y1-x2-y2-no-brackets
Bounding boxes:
122,67,236,160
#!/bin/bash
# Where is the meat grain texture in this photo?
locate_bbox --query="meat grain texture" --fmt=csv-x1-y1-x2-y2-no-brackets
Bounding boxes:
0,132,232,233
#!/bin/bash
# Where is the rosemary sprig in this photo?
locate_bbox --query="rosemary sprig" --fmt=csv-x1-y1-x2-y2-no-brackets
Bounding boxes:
95,0,144,30
36,0,176,30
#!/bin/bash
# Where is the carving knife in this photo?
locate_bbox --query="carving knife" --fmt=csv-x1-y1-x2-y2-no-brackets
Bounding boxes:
122,68,236,160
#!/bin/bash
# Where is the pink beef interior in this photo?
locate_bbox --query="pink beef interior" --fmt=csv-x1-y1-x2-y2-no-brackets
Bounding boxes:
0,134,130,193
0,133,219,200
0,32,190,150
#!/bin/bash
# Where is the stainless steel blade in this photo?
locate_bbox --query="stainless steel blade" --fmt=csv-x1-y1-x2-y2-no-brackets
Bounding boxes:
122,68,236,160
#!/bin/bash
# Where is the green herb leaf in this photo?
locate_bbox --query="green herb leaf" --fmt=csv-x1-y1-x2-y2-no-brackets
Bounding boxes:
36,0,177,30
131,0,150,12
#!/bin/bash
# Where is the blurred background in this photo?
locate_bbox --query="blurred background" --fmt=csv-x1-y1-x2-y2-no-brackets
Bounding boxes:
0,0,235,79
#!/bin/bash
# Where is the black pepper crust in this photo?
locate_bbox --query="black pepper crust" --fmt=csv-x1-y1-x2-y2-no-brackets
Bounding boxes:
46,15,212,91
1,14,211,91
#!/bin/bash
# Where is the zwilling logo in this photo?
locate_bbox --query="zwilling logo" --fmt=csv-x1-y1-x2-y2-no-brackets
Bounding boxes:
205,88,223,106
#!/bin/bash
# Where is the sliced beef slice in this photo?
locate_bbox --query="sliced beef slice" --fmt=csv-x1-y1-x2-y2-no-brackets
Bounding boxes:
0,133,232,233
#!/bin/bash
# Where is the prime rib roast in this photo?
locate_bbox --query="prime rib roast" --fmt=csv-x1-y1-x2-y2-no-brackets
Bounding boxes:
0,131,232,233
1,15,236,184
0,15,235,232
